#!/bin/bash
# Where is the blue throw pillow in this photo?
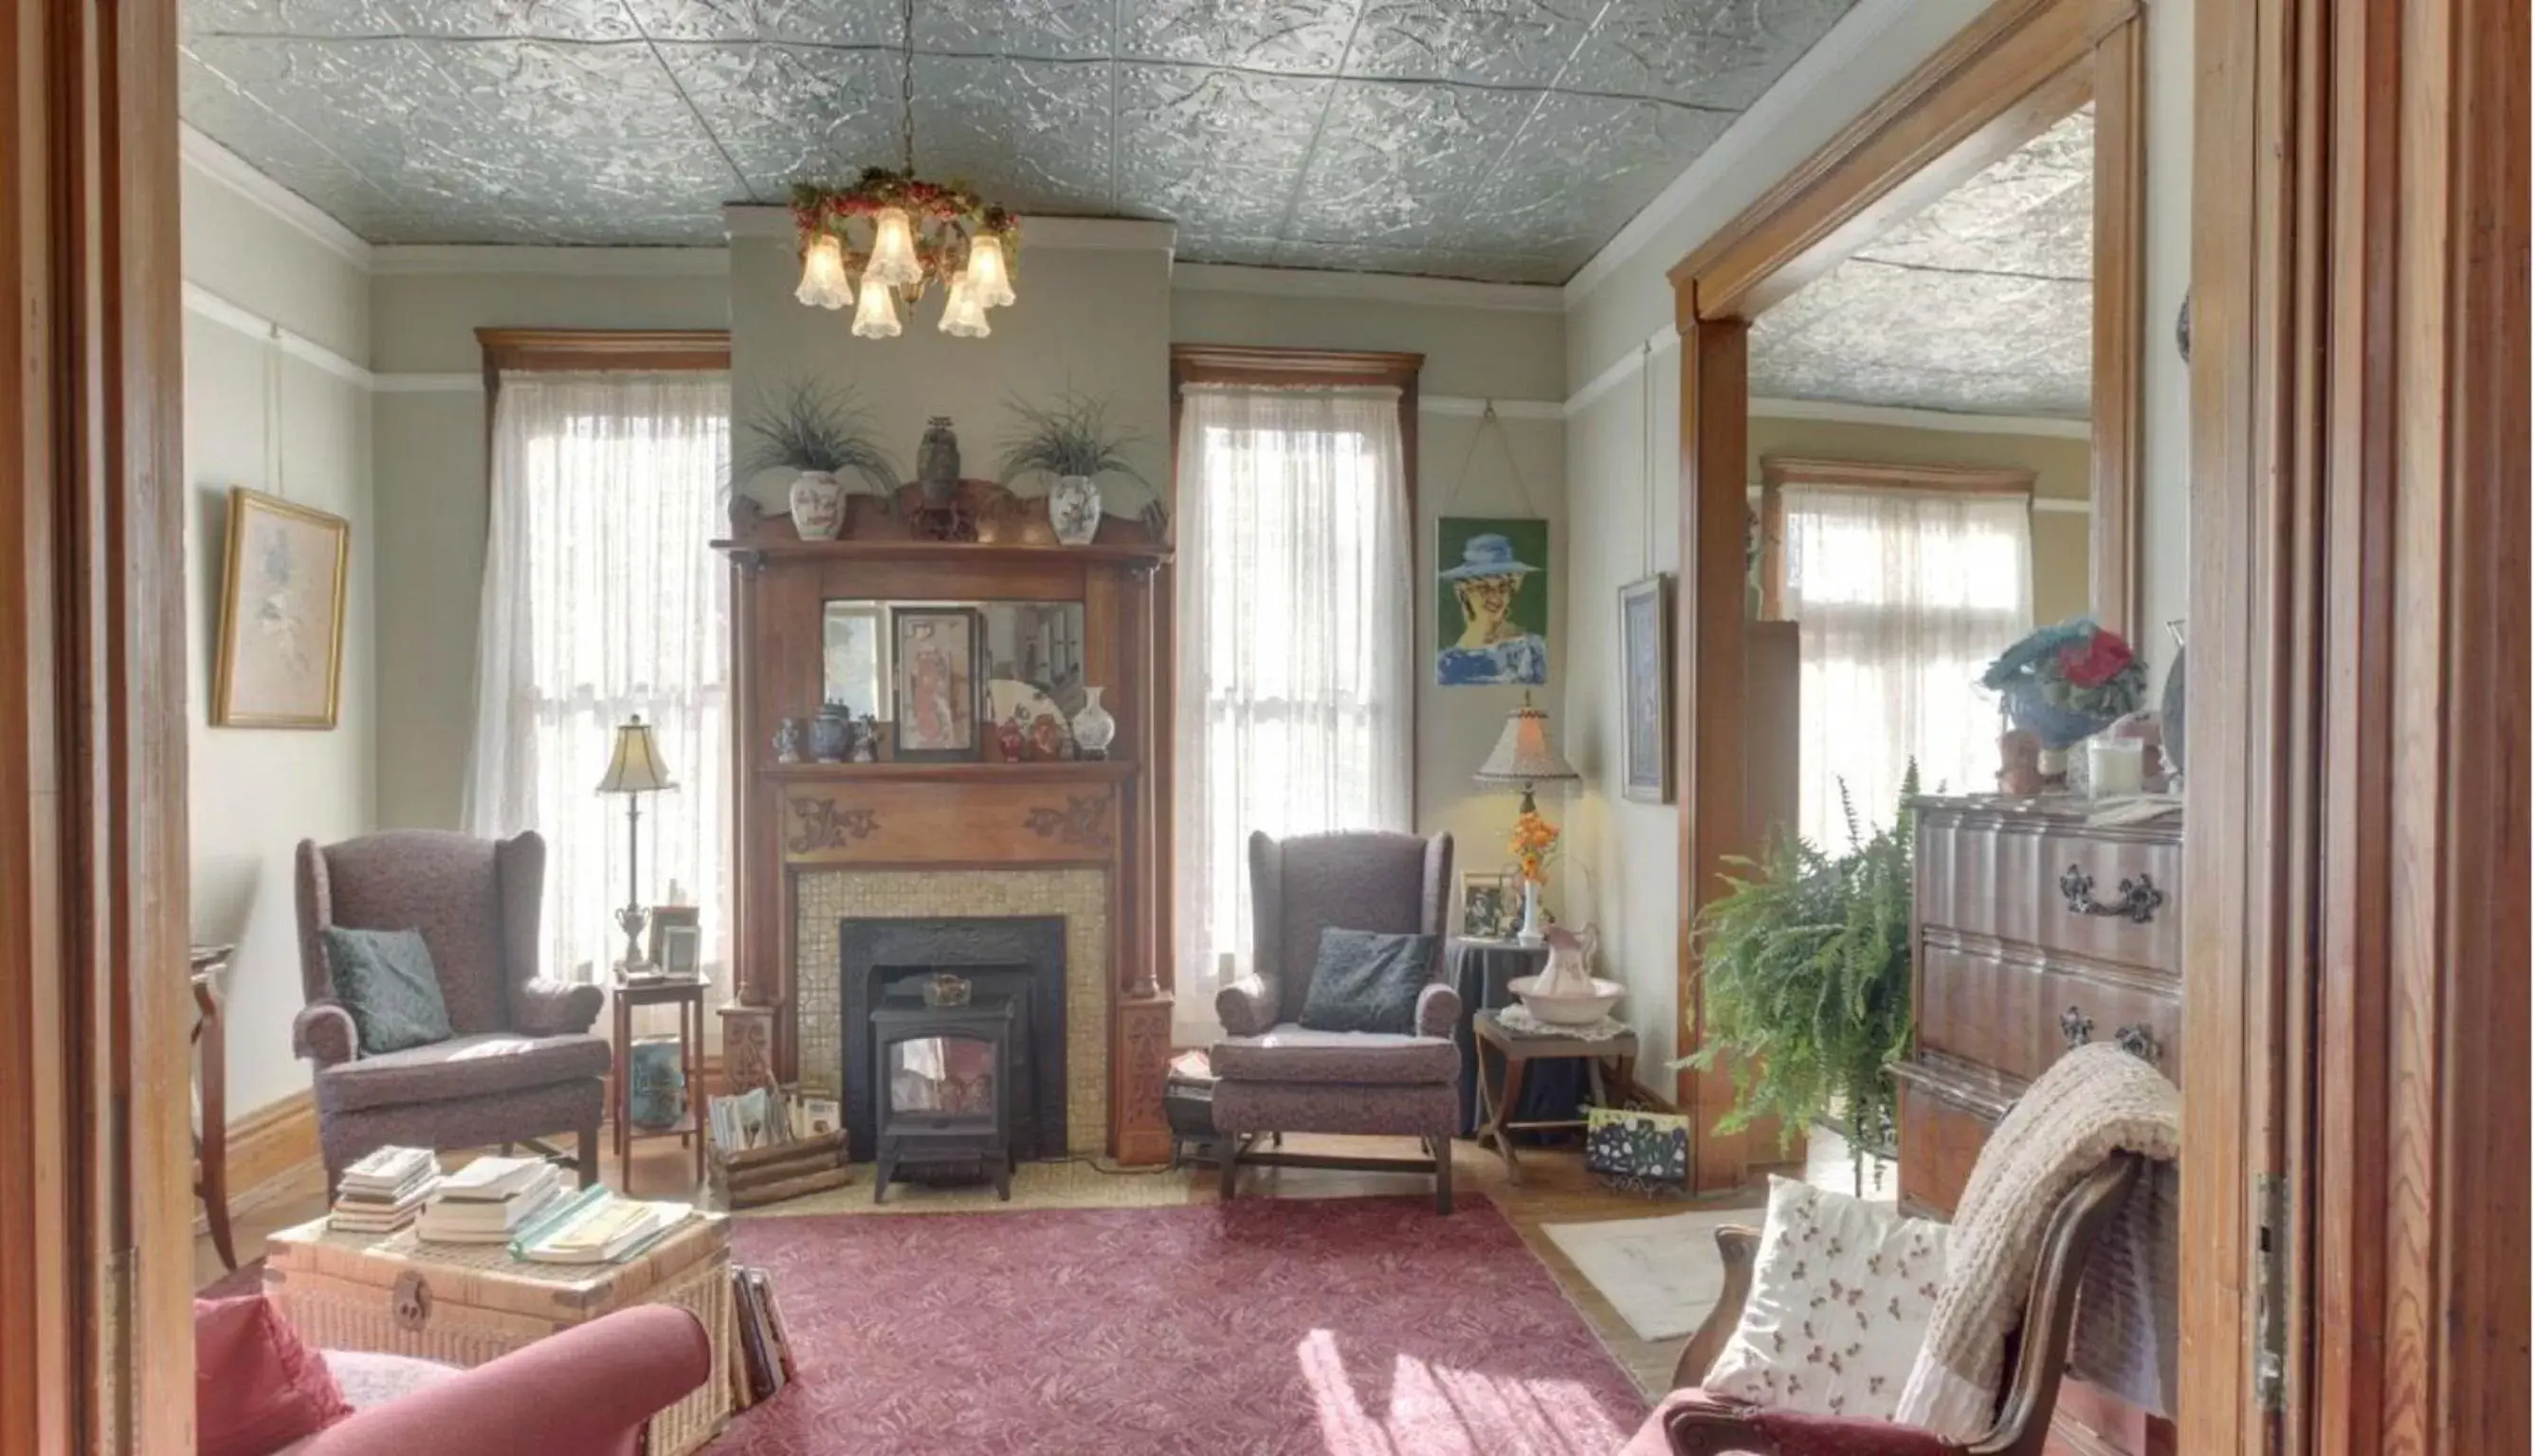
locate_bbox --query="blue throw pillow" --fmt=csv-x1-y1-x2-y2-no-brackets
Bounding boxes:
1297,928,1438,1035
321,926,453,1056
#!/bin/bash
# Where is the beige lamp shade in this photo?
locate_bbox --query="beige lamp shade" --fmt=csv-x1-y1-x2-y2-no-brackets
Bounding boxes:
1474,698,1579,787
596,716,675,794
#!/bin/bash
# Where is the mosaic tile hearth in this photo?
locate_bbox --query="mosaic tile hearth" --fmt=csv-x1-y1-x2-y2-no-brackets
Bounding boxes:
795,868,1108,1154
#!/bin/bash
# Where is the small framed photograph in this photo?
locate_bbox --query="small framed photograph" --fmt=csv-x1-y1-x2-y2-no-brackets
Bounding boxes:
1618,573,1677,804
889,606,984,761
213,487,351,728
647,904,700,968
820,602,888,719
1460,869,1517,940
659,923,702,980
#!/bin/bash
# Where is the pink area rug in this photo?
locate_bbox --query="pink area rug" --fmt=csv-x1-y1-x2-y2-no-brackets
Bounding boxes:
720,1195,1646,1456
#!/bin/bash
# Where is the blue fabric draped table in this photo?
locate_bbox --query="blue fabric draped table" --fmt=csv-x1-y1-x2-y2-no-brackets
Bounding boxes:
1448,938,1589,1137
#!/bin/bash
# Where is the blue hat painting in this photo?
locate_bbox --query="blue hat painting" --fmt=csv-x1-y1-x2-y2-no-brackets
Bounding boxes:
1436,518,1548,686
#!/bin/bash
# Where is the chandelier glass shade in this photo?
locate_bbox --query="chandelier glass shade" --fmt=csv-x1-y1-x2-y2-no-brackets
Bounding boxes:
790,171,1018,342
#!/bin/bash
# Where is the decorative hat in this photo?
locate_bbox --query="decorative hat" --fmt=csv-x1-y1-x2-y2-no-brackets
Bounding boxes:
1440,532,1540,581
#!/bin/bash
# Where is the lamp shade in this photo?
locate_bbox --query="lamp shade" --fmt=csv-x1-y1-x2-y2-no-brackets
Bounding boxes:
596,716,675,794
1474,699,1579,787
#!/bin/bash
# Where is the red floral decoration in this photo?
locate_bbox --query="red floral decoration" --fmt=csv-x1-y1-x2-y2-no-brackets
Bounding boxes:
2055,631,2136,689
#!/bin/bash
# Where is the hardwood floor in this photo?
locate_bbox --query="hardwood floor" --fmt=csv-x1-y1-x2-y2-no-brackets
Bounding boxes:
194,1130,1852,1400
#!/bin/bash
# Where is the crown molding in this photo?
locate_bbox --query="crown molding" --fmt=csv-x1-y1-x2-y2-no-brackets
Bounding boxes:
180,281,374,388
1747,395,2091,439
1172,262,1563,314
179,124,374,269
372,245,728,276
722,205,1175,254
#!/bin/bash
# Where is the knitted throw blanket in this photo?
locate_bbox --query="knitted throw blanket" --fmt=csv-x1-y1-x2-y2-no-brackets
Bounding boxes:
1892,1044,2181,1439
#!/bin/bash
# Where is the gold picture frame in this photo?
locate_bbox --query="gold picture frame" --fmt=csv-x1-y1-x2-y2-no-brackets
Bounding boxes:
211,487,350,729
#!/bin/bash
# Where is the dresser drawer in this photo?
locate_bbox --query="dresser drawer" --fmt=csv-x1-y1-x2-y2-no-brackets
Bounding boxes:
1918,814,2180,971
1917,938,2181,1085
1892,1065,2003,1218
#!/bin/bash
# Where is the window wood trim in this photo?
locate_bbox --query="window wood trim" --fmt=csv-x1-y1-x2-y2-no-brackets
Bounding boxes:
1754,458,2040,618
476,327,731,376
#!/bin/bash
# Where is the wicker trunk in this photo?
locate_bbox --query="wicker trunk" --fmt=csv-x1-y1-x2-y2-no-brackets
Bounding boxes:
263,1212,735,1456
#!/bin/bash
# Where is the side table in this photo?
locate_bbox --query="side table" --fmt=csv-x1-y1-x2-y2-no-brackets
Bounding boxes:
1448,938,1588,1135
1470,1010,1638,1185
191,943,237,1271
610,973,709,1193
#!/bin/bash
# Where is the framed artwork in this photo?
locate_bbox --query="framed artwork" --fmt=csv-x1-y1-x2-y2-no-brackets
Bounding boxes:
658,923,702,980
1619,573,1677,803
212,487,350,728
888,606,984,761
820,602,887,719
1460,868,1518,940
647,904,701,970
1436,517,1549,686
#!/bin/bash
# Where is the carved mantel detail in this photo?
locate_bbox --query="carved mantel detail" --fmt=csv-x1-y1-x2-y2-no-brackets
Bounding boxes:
1024,792,1114,851
789,798,880,853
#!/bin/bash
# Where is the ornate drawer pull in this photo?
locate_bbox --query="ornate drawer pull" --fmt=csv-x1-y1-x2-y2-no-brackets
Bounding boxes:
2060,864,2166,924
2114,1024,2162,1065
2059,1006,2095,1049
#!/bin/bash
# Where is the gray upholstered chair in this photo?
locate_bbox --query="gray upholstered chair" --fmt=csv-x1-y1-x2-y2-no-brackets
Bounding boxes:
294,830,607,1193
1211,829,1462,1212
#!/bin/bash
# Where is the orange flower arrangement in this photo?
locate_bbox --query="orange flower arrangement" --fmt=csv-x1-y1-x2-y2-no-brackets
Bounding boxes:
1510,802,1560,886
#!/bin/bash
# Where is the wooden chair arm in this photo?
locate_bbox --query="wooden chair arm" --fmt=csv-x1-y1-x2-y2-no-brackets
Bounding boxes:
1670,1223,1761,1390
1662,1396,1973,1456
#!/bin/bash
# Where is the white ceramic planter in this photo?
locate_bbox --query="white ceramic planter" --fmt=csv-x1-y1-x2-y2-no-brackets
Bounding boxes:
1048,474,1102,546
1071,686,1117,758
790,469,845,540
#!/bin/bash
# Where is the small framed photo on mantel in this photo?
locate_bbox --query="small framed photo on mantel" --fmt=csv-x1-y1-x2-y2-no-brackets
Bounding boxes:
888,606,984,762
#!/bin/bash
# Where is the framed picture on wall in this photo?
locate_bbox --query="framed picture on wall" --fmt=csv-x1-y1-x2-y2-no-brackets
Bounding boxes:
212,487,351,729
820,602,888,720
1436,517,1550,686
888,606,984,761
1618,573,1675,804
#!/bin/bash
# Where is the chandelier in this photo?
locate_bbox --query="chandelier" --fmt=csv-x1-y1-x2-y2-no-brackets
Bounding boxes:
789,0,1018,339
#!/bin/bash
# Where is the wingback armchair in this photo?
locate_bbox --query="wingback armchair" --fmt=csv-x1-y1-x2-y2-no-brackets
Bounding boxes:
295,830,607,1192
1210,829,1461,1212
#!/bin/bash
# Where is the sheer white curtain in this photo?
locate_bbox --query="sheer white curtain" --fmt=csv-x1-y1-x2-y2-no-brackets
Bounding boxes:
1173,384,1413,1039
465,372,733,986
1782,485,2032,848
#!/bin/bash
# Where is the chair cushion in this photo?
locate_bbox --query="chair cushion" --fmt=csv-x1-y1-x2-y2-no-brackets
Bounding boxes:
1297,929,1436,1035
319,1031,610,1114
195,1295,353,1456
1211,1023,1457,1085
321,927,453,1056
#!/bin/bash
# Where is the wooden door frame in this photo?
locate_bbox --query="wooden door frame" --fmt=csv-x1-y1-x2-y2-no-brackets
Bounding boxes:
1663,0,2145,1193
3,0,195,1451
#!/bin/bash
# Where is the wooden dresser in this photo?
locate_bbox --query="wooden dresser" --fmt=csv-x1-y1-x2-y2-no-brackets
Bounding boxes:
1895,795,2180,1456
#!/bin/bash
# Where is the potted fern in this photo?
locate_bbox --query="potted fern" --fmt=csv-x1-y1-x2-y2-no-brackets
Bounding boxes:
1678,767,1919,1190
997,389,1154,546
740,381,901,540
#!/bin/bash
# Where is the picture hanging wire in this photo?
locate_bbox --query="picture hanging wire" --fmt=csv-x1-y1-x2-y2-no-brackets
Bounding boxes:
1434,401,1543,518
263,323,288,500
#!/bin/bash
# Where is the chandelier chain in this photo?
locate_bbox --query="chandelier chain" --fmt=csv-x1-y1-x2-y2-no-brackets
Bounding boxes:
898,0,917,174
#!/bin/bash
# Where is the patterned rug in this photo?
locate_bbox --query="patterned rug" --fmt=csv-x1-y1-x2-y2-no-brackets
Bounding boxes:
719,1196,1647,1455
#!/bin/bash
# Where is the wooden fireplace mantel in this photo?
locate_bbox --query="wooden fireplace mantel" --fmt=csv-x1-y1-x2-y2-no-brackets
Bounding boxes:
716,525,1176,1166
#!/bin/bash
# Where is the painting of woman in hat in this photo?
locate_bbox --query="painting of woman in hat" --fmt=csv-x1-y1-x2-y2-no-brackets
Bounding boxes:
1436,524,1548,686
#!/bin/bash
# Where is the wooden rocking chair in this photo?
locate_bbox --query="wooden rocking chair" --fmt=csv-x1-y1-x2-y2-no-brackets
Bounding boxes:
1642,1153,2148,1456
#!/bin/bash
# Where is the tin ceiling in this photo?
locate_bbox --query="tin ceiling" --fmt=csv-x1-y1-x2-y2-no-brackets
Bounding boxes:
1748,108,2096,420
177,0,1862,283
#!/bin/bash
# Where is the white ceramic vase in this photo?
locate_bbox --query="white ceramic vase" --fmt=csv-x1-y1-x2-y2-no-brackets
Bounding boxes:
1071,686,1117,759
1048,474,1102,546
1516,880,1546,946
790,469,845,540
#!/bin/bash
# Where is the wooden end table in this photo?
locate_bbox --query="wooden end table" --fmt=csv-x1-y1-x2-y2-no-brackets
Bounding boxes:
610,972,709,1192
1471,1010,1639,1186
191,943,237,1271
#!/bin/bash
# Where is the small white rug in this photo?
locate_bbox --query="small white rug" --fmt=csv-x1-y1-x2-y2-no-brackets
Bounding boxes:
1541,1208,1752,1342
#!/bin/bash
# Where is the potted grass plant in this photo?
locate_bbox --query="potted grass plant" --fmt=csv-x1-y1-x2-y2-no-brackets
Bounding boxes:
996,389,1156,546
1677,766,1919,1190
740,381,901,540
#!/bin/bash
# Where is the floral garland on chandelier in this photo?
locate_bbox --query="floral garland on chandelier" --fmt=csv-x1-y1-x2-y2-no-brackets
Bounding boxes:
790,168,1021,341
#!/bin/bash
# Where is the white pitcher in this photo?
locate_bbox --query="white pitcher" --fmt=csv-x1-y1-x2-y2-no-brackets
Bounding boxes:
1535,923,1602,997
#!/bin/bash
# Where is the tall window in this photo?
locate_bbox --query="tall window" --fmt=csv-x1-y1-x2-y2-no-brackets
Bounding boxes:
1777,476,2033,848
465,367,732,985
1172,377,1414,1037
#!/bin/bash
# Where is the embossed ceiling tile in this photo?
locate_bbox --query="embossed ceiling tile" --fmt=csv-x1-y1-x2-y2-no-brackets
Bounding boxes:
1270,240,1565,283
421,39,712,147
186,0,646,40
1285,80,1537,246
908,56,1113,215
1854,108,2092,281
662,43,901,194
918,0,1116,58
179,45,408,224
184,35,477,173
1751,258,2092,418
1347,0,1597,89
1175,236,1287,267
618,0,894,44
1118,0,1362,73
1562,0,1858,110
1117,64,1323,239
1469,91,1733,259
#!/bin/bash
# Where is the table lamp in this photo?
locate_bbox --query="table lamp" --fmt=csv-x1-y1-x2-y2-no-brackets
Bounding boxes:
596,715,674,971
1473,694,1580,945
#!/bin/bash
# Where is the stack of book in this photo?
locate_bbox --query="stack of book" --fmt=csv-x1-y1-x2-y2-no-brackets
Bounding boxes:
415,1156,566,1245
510,1185,693,1265
330,1146,440,1235
727,1264,797,1410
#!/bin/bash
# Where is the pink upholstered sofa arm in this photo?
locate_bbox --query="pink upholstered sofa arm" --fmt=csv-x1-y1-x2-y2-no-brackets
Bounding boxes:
1414,982,1462,1040
297,1305,710,1456
293,1001,358,1067
512,978,603,1036
1216,974,1279,1037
